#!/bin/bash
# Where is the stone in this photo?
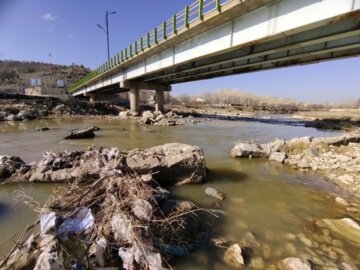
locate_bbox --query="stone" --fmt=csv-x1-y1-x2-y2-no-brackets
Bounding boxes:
224,244,244,268
142,111,155,124
0,155,25,180
64,127,96,140
335,197,349,207
6,114,20,121
155,114,166,122
338,174,355,184
340,262,358,270
37,127,50,131
17,110,35,120
231,142,264,158
269,152,287,163
205,187,224,200
251,257,265,269
299,237,312,247
322,218,360,245
285,242,297,256
126,143,206,185
262,244,271,259
119,111,130,119
280,257,314,270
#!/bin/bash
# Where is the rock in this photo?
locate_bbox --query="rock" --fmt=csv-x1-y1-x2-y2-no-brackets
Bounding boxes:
224,244,245,268
322,218,360,245
335,197,349,207
52,104,69,113
209,238,228,247
6,114,21,121
205,187,224,200
340,262,358,270
37,127,50,131
280,257,314,270
142,111,155,124
126,143,206,185
269,152,287,163
64,127,96,140
155,114,166,122
285,242,297,256
338,174,355,184
0,155,25,180
251,257,265,269
17,110,35,120
132,199,153,221
231,142,264,158
165,111,174,118
119,111,130,119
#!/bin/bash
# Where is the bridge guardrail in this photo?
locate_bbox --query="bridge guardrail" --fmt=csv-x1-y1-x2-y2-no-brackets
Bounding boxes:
68,0,232,93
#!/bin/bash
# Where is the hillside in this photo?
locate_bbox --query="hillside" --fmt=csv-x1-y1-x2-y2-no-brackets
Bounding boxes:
0,60,90,94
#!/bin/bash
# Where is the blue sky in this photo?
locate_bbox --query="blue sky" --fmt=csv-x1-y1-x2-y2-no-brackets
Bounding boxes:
0,0,359,103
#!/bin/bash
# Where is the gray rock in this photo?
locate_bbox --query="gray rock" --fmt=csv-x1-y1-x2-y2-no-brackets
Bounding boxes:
269,152,287,163
119,111,130,119
340,262,358,270
205,187,224,200
231,142,264,158
280,257,314,270
0,155,25,180
17,110,35,120
126,143,206,185
6,114,21,121
64,127,96,140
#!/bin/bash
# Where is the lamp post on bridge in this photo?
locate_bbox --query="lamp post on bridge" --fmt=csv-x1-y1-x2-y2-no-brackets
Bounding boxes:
97,10,116,62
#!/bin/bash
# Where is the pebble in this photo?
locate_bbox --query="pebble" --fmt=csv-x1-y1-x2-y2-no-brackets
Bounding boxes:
299,237,312,247
340,262,358,270
262,244,272,259
284,233,296,241
285,242,297,256
251,257,265,269
335,197,350,206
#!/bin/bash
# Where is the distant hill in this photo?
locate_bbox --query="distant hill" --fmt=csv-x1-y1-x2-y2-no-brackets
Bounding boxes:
0,60,90,94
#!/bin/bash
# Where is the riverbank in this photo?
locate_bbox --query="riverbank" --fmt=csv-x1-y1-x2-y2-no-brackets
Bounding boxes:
231,131,360,199
168,105,360,131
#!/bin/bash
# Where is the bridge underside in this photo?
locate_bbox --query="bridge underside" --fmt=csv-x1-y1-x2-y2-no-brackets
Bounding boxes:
141,13,360,84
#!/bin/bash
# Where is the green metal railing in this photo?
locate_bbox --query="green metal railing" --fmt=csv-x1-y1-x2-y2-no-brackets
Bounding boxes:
68,0,231,93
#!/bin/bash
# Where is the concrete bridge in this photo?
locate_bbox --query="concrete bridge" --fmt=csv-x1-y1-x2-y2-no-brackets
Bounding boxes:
69,0,360,112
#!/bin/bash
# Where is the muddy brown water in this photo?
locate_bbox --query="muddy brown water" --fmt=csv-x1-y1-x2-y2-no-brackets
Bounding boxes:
0,117,359,268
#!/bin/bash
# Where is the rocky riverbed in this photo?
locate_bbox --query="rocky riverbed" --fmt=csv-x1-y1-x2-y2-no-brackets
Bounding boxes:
231,131,360,198
0,98,123,121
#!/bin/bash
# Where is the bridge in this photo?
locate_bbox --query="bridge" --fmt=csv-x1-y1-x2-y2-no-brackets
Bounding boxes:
68,0,360,112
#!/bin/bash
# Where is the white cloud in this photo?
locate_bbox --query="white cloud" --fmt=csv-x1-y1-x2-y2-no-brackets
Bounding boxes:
42,13,58,21
67,33,74,39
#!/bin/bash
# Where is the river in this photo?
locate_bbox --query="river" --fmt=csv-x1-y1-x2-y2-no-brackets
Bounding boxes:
0,117,359,268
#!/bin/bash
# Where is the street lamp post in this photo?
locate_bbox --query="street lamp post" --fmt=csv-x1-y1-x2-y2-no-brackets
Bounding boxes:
97,10,116,62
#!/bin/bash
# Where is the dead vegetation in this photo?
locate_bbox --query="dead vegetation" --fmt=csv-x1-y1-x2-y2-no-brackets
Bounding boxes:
1,166,213,269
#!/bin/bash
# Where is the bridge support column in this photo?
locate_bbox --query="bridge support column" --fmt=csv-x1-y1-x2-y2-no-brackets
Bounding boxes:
129,88,139,112
155,89,164,112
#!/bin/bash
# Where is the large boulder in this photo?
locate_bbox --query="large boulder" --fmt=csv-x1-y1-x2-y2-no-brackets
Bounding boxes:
142,111,155,124
231,142,264,158
126,143,206,185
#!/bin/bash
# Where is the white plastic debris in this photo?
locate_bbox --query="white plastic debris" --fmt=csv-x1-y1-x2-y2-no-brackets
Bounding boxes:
40,211,57,235
111,214,133,242
58,207,94,235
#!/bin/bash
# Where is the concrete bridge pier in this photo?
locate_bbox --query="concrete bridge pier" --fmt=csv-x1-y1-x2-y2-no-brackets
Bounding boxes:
129,88,140,112
155,89,164,112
